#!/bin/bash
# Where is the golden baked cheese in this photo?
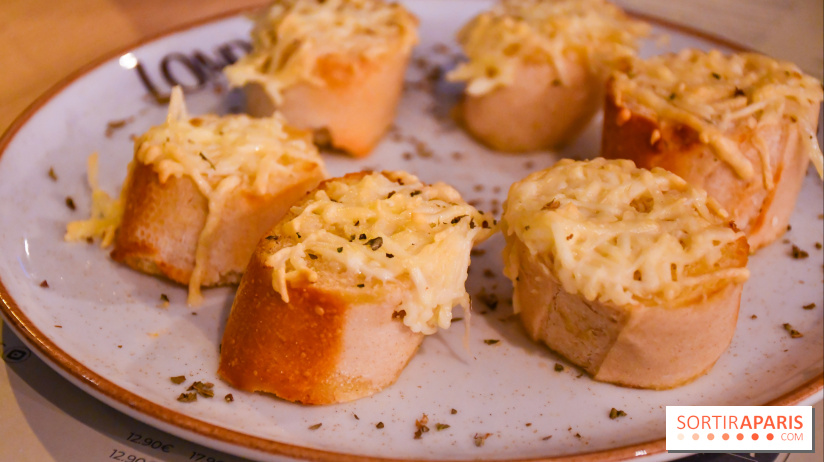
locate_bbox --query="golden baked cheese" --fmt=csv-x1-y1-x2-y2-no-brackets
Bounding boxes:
447,0,649,95
225,0,419,104
612,49,824,184
67,87,326,305
502,158,750,307
136,87,323,197
265,171,495,334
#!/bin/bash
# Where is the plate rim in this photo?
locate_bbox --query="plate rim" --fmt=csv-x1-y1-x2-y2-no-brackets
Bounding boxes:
0,3,821,462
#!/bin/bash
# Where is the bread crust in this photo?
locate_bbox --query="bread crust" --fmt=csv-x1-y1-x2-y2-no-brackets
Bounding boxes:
602,79,817,250
219,245,424,404
244,47,412,157
111,161,324,287
510,235,747,389
457,58,602,152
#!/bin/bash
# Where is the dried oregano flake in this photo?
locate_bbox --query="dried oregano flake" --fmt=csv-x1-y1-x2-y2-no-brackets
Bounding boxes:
609,408,627,419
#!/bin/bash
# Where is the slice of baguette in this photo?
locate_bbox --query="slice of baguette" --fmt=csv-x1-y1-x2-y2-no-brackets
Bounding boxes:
446,0,648,152
501,158,750,389
456,58,603,152
603,83,818,251
105,87,326,305
244,47,412,157
219,170,492,404
601,51,823,251
510,235,747,389
111,161,324,287
225,0,419,157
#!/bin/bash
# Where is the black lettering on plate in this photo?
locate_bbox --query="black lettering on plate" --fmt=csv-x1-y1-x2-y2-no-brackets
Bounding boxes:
161,53,209,91
132,38,251,104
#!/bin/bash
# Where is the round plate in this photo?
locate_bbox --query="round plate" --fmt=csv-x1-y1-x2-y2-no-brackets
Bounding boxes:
1,1,822,461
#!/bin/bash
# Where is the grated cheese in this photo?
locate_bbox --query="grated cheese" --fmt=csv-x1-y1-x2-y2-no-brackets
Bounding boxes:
65,152,129,248
67,87,326,306
447,0,649,95
225,0,418,104
265,171,495,335
502,158,749,307
612,49,824,183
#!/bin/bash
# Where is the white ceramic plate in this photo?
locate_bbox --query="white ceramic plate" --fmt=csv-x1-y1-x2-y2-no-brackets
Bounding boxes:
1,1,822,461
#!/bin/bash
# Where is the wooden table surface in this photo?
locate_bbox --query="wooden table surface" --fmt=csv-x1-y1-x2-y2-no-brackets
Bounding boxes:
1,1,822,461
0,0,267,135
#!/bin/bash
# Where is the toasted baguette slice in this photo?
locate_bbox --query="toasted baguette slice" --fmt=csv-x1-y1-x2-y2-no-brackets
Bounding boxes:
225,0,419,157
219,171,493,404
108,87,326,305
456,58,603,152
502,158,749,389
447,0,648,152
112,161,323,288
219,242,425,404
602,50,824,251
509,236,747,389
242,47,412,157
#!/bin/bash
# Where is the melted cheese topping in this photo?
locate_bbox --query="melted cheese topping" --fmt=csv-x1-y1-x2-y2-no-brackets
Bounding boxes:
613,49,824,182
225,0,418,103
447,0,649,95
137,87,323,197
65,152,129,247
67,87,325,306
265,171,494,334
502,158,749,307
142,87,324,305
